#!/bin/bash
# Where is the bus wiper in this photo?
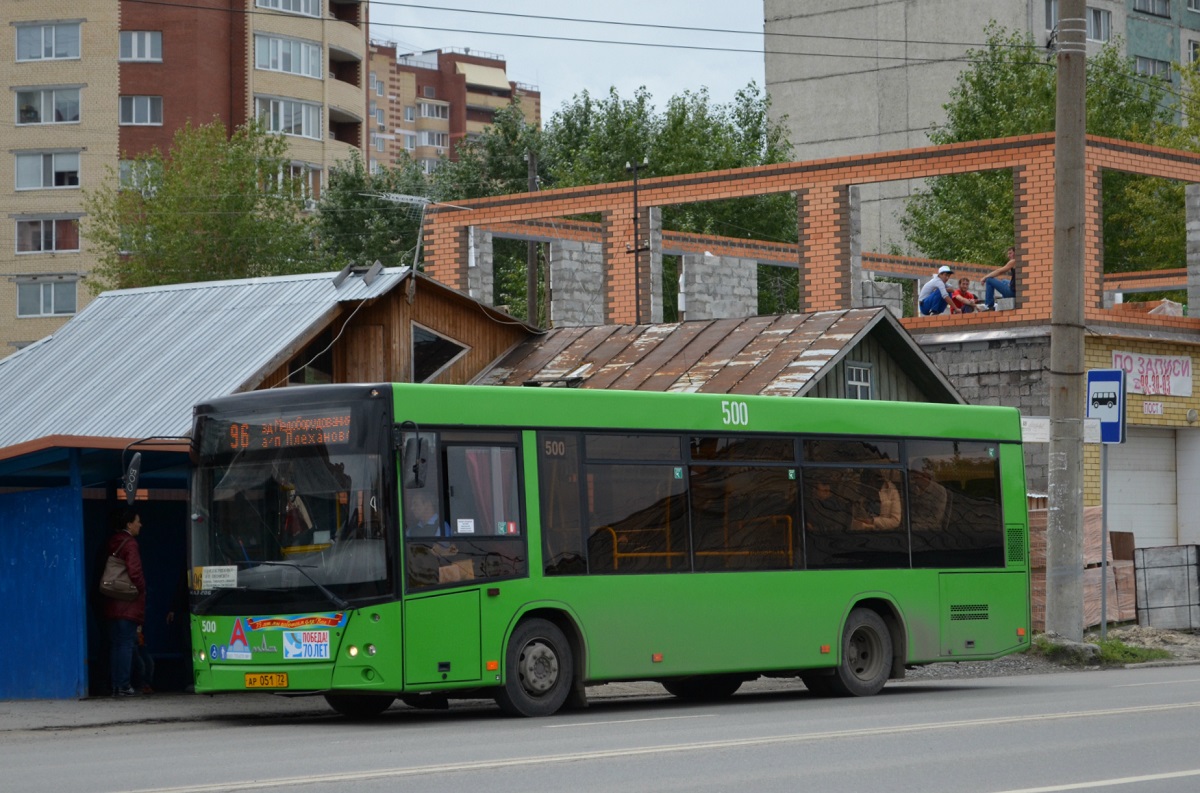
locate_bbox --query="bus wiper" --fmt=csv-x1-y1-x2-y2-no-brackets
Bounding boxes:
251,561,350,611
194,586,240,615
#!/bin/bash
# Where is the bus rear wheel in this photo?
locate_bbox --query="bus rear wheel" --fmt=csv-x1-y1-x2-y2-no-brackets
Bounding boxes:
323,693,396,718
829,608,892,697
495,618,573,717
662,675,743,701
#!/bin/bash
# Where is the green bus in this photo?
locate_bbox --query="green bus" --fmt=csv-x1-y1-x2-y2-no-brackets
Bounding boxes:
186,382,1030,717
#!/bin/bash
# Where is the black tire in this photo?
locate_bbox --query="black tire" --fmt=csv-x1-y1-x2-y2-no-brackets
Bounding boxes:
828,608,893,697
495,618,573,717
323,693,395,718
800,673,835,697
661,675,743,701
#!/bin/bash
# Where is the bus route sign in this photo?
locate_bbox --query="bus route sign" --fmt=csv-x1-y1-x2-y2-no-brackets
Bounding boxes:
1086,369,1125,444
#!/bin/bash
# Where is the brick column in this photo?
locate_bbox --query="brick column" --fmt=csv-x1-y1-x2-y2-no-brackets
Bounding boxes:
422,211,469,291
1085,164,1105,312
601,209,636,324
1012,154,1056,317
798,184,855,313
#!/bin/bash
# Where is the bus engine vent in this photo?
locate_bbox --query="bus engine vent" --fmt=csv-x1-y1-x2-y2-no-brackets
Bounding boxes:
949,603,989,621
1006,524,1026,564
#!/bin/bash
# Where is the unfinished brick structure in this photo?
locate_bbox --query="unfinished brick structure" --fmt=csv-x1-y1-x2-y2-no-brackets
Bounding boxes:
423,133,1200,336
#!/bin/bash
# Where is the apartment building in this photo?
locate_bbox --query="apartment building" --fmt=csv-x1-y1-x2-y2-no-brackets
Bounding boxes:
366,44,540,174
1,0,368,353
764,0,1200,252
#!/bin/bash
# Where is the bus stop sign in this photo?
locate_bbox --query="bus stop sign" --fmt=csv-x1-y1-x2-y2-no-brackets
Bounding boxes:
1086,369,1125,444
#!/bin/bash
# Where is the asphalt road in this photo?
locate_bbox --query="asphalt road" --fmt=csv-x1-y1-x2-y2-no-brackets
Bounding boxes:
4,665,1200,793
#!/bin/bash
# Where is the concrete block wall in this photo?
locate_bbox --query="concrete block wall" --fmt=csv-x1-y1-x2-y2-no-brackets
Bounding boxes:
1188,184,1200,312
466,227,493,305
549,240,605,327
920,334,1051,491
679,254,757,320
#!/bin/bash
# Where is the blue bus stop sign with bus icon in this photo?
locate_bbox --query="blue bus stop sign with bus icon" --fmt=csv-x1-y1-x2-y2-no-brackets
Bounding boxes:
1086,369,1125,444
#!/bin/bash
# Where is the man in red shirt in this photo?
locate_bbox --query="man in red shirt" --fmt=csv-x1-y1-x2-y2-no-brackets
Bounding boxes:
951,277,983,313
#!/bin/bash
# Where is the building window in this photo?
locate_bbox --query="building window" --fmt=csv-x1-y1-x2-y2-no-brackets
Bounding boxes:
16,22,81,61
255,34,321,78
16,88,80,124
1087,8,1111,41
376,81,384,97
403,132,416,151
1045,2,1111,41
419,130,449,148
373,134,384,152
15,152,80,190
120,31,162,61
412,323,468,381
119,95,163,125
255,97,322,139
376,107,385,126
846,363,872,400
419,102,449,119
404,105,415,122
1134,0,1171,17
1191,40,1200,63
16,218,80,254
17,278,77,317
1136,56,1172,79
1191,0,1200,11
419,158,440,175
423,86,436,98
256,0,320,18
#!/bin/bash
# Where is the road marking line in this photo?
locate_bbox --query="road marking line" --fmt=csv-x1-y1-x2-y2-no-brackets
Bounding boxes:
128,700,1200,793
989,768,1200,792
1115,678,1200,688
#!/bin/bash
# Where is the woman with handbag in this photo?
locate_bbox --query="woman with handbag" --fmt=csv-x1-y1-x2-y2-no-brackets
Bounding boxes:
101,510,147,697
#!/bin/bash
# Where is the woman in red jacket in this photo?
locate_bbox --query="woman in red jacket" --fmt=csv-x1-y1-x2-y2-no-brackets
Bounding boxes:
101,510,146,697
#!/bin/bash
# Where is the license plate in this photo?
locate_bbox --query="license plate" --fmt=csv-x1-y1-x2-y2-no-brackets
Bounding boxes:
244,673,288,689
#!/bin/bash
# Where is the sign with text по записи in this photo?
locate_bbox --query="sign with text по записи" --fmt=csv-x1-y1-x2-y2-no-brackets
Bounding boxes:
1111,351,1192,397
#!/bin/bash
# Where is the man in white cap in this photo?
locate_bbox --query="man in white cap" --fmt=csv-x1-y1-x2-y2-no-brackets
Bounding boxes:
918,265,956,316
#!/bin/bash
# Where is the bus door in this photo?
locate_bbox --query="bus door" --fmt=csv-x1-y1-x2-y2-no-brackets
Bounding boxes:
399,430,527,686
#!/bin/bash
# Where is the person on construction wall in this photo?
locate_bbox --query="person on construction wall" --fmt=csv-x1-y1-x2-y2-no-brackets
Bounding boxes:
918,265,957,316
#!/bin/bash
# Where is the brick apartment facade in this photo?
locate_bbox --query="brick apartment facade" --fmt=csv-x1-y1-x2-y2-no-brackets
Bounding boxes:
1,0,369,353
366,44,540,174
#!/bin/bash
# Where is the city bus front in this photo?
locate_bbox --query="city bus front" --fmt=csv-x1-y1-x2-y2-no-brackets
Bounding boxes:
187,385,401,705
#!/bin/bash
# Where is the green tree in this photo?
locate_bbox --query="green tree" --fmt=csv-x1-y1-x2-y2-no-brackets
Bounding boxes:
85,120,323,291
900,24,1179,271
314,149,430,269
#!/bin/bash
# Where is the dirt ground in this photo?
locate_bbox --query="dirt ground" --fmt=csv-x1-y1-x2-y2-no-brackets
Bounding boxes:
1094,625,1200,660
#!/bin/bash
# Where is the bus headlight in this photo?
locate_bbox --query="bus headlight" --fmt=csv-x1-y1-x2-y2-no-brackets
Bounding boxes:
348,645,359,658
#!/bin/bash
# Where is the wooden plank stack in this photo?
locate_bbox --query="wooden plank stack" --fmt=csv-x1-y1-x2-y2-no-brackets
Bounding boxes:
1028,507,1136,631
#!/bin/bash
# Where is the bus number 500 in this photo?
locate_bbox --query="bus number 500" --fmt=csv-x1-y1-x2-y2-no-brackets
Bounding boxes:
721,400,749,426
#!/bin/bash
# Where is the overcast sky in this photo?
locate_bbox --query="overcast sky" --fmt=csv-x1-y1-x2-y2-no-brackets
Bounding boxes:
366,0,766,118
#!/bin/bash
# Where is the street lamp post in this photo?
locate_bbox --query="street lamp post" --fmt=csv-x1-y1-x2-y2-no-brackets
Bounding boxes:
625,157,649,324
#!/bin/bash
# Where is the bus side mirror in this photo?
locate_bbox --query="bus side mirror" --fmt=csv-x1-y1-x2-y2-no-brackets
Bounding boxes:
124,452,142,505
402,436,429,488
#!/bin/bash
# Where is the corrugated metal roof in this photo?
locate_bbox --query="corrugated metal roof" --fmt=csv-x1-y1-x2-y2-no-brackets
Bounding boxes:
475,308,962,402
0,268,410,450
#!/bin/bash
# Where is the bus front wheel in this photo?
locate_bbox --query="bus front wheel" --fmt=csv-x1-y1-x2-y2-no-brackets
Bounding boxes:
495,618,573,717
323,693,395,718
829,608,892,697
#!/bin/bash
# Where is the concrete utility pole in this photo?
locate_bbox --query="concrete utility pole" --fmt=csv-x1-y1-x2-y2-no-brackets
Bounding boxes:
526,150,539,325
1046,0,1087,641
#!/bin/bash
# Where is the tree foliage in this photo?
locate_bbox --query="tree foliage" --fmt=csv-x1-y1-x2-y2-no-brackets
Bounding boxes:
900,23,1180,271
84,120,323,292
313,149,430,269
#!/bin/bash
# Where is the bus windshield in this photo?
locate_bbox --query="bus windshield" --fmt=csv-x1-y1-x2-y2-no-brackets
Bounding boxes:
189,402,394,613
